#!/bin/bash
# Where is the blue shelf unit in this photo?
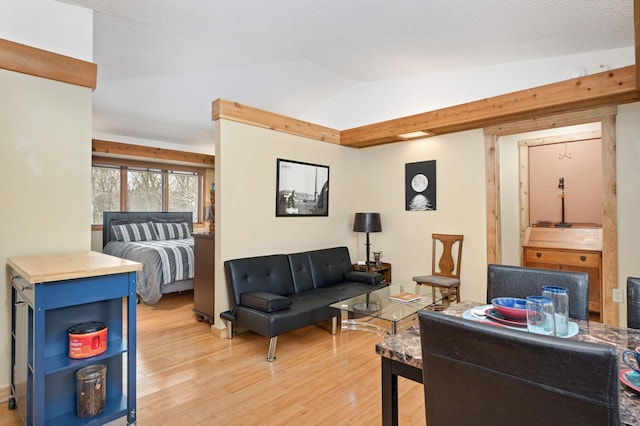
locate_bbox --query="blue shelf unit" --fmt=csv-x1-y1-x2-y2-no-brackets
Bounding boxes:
9,270,137,425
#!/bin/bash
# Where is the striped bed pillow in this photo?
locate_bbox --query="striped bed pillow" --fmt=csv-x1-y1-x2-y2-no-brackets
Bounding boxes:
111,221,158,242
154,222,191,240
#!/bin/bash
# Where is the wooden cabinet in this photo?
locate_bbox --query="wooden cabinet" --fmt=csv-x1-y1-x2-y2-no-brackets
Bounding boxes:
192,232,215,322
7,252,141,425
522,227,603,322
352,262,392,283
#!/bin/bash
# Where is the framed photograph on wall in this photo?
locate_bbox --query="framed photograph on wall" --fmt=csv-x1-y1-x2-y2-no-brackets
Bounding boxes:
276,158,329,217
405,160,436,211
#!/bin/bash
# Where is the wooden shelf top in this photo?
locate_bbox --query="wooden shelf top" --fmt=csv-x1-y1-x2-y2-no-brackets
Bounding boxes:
7,251,142,284
523,227,602,251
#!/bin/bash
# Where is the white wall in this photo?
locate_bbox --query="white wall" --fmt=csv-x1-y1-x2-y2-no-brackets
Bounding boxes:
0,0,93,396
0,0,92,61
357,130,488,303
616,103,640,325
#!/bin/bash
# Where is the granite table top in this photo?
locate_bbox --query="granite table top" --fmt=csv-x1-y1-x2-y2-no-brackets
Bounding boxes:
375,300,640,426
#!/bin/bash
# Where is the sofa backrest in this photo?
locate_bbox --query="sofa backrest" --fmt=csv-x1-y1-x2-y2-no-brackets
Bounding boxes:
224,254,295,305
307,247,353,288
288,251,315,292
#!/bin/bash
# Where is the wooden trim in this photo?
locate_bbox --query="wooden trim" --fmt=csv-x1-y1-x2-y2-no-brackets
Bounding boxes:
92,155,207,174
341,67,638,148
92,139,214,167
601,114,618,326
484,106,617,136
484,133,500,265
212,99,341,144
0,38,97,89
518,142,529,250
517,130,601,148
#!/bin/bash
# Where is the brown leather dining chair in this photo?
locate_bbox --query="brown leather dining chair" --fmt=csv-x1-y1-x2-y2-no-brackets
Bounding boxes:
486,264,590,320
412,234,463,305
628,276,640,329
418,309,620,426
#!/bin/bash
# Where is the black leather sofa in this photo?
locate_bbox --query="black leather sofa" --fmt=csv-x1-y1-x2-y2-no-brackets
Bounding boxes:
220,246,385,361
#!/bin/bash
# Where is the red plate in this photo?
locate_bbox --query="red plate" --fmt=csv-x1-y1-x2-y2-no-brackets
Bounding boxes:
620,368,640,393
486,308,527,327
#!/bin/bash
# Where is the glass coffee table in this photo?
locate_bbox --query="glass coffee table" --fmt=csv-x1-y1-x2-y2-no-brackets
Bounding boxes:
330,282,440,336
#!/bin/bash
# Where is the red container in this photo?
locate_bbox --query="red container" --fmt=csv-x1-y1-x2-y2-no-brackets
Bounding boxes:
68,322,108,359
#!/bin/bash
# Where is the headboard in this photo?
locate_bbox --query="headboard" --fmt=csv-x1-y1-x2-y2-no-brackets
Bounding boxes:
102,211,194,247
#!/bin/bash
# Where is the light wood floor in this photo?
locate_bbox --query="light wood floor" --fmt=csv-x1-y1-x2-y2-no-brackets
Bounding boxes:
0,291,425,425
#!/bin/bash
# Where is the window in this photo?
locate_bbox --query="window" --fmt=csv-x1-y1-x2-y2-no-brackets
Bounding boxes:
92,157,204,225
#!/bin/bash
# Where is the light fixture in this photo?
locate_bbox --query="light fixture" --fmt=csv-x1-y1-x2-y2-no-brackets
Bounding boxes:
397,130,434,140
353,212,382,265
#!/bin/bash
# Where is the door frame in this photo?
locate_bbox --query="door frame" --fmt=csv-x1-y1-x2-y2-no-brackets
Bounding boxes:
484,106,618,325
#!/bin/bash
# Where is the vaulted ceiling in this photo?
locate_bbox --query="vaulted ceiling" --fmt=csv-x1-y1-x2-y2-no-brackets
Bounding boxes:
55,0,634,151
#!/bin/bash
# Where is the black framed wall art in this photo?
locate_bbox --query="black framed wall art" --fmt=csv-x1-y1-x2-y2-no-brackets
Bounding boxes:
276,158,329,216
405,160,436,211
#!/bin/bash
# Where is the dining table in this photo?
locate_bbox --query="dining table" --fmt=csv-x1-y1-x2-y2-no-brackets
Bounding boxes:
375,300,640,426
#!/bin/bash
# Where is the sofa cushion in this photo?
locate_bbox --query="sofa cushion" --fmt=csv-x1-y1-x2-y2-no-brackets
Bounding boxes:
224,254,295,305
308,247,353,288
241,292,292,312
345,271,384,285
288,251,315,292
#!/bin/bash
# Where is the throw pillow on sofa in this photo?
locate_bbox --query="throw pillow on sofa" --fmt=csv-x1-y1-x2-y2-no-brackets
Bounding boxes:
241,292,292,312
345,271,384,285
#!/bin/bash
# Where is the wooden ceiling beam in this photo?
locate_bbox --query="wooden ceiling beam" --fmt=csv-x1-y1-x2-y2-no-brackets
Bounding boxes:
340,65,639,148
212,99,341,144
92,139,214,166
0,38,97,89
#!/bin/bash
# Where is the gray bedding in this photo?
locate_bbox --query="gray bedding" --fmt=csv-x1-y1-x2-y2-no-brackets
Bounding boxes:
104,238,195,304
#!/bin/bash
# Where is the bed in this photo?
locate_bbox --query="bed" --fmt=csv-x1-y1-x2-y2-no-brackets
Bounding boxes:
102,211,195,304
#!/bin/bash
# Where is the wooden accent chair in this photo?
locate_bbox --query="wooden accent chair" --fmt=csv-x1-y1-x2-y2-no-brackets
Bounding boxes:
418,309,620,425
628,276,640,329
412,234,463,305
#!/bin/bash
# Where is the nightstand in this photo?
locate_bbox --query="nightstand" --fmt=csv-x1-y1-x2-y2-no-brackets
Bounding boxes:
192,232,215,322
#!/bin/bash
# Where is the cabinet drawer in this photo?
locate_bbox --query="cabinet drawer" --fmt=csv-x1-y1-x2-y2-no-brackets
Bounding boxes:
523,249,600,267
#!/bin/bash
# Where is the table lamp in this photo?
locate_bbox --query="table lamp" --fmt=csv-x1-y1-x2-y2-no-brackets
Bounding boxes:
353,212,382,265
554,177,571,228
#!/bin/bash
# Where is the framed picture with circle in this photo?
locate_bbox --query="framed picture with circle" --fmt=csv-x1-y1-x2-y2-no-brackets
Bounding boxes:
405,160,436,211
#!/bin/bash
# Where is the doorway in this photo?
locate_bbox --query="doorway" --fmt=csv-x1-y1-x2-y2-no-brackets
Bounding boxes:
483,106,618,325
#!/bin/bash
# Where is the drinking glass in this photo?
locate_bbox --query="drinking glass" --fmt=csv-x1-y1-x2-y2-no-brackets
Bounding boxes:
542,286,569,337
623,347,640,375
526,296,555,336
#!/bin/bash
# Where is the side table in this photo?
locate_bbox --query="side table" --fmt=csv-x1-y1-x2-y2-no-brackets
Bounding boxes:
352,262,392,283
192,232,215,323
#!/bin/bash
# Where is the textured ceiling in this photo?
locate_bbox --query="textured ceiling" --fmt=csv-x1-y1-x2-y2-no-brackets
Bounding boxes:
55,0,634,151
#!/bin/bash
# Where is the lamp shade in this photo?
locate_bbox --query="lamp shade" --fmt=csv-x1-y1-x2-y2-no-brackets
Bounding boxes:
353,212,382,233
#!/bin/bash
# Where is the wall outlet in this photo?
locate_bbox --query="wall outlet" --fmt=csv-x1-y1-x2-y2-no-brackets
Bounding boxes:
612,288,624,303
